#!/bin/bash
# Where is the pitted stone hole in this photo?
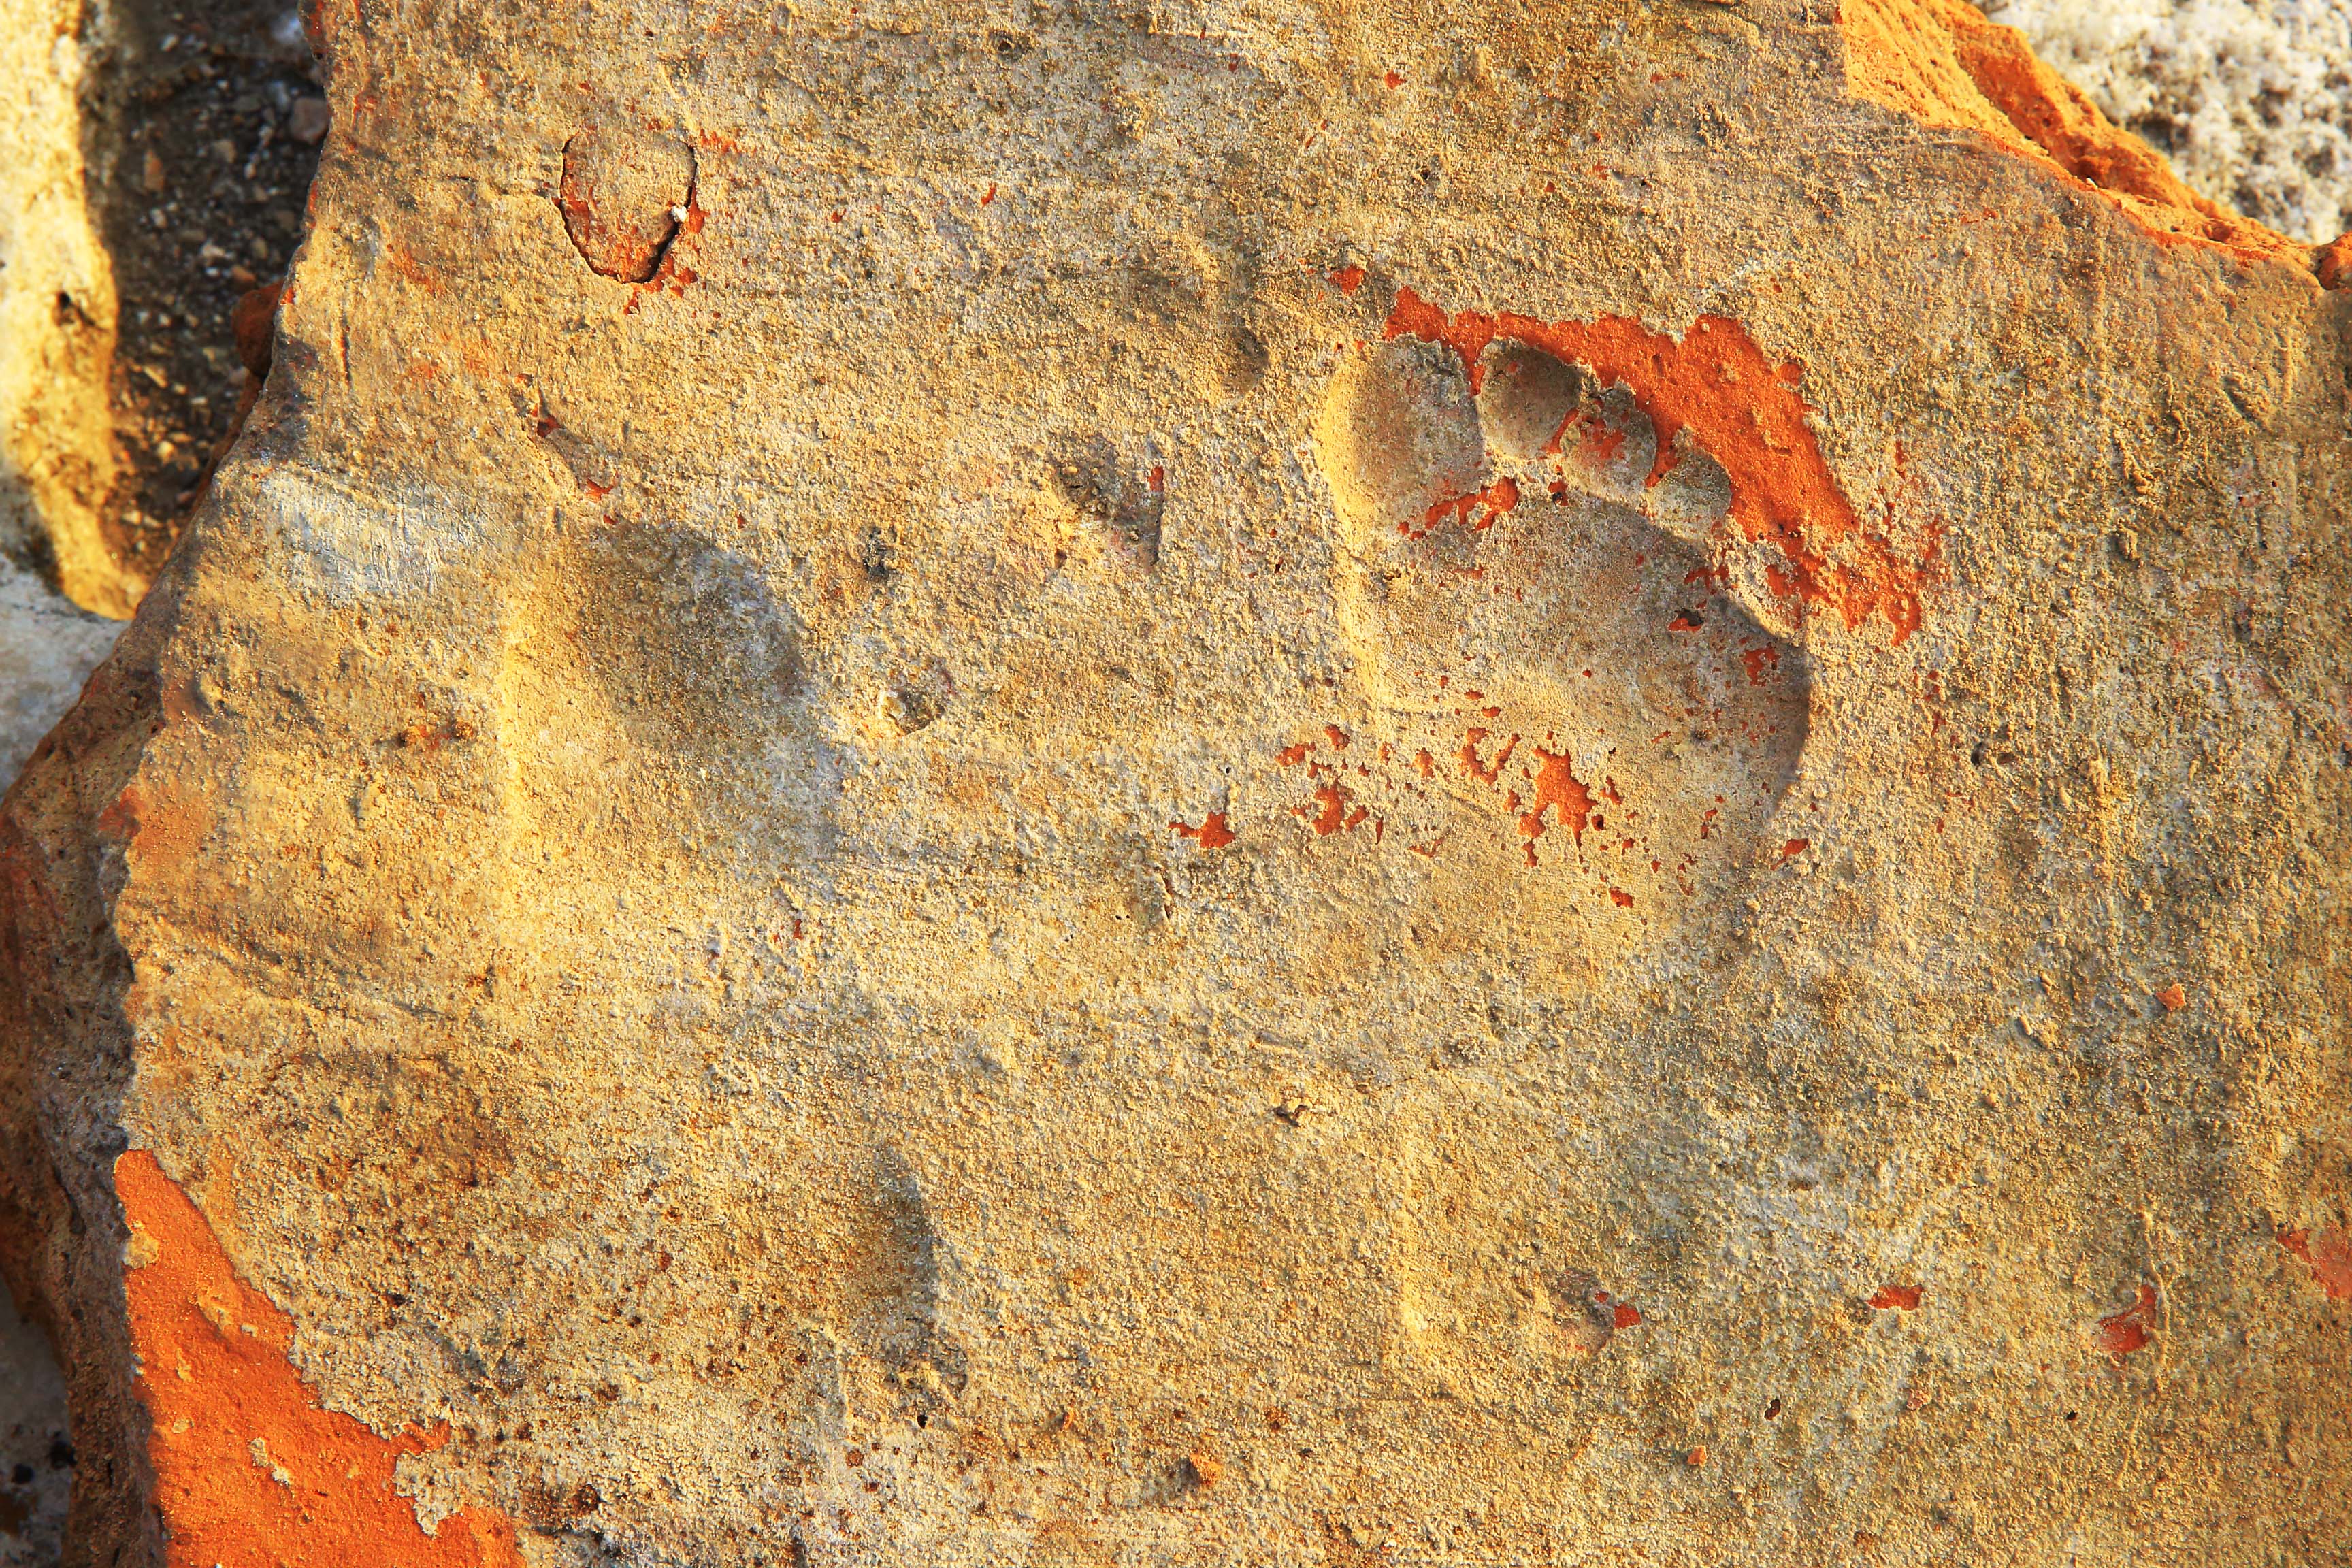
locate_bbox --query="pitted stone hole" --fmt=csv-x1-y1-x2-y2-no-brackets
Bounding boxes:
1048,436,1164,574
1316,334,1810,924
559,127,696,284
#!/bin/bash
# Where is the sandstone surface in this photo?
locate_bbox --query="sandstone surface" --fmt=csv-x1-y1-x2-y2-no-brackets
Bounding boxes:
4,1,2351,1565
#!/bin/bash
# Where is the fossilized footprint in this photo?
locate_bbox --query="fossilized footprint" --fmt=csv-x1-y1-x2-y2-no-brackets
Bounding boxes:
1312,299,1814,926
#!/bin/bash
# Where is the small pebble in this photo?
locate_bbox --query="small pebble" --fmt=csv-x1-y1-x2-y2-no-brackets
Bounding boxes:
287,97,329,145
141,149,166,193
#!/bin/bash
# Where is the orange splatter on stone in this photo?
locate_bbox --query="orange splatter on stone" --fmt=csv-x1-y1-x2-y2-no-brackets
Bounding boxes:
1607,887,1634,907
1457,728,1518,785
1276,741,1313,768
1323,724,1350,749
2156,983,2186,1013
1612,1303,1642,1329
1170,813,1238,849
2278,1224,2352,1301
2095,1284,2157,1362
1518,746,1593,844
1307,779,1362,836
1331,264,1366,295
1778,838,1810,862
1871,1284,1923,1311
1416,476,1520,536
1384,287,1928,642
113,1151,525,1568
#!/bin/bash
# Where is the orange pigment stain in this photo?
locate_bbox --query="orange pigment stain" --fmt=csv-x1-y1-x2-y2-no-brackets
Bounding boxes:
1549,411,1627,466
385,244,442,294
2096,1284,2157,1362
1276,742,1313,768
981,182,998,206
1742,644,1782,685
113,1151,525,1568
1384,70,1405,88
1778,838,1810,862
2278,1224,2352,1301
1384,286,1927,642
1612,1303,1642,1329
1518,746,1594,844
1323,724,1350,749
1170,813,1237,849
1415,476,1520,536
1411,748,1435,778
1607,887,1635,907
1457,729,1518,785
2155,983,2186,1013
1305,779,1365,836
1331,264,1366,295
1871,1284,1924,1311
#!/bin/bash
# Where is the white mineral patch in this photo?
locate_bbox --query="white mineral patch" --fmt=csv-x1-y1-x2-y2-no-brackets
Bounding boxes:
0,562,122,797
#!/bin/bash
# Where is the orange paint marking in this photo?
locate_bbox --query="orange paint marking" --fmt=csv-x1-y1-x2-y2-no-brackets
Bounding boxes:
114,1151,525,1568
2278,1225,2352,1301
1612,1303,1642,1329
2096,1284,2157,1362
1518,746,1593,845
1550,411,1627,466
981,182,998,206
1384,71,1405,88
1741,644,1782,685
2155,982,2186,1013
1385,286,1926,642
1331,264,1366,295
1778,838,1810,862
1415,476,1520,536
1607,887,1634,907
1411,748,1435,778
1307,779,1360,836
1457,728,1518,785
1323,723,1350,749
1871,1284,1923,1310
1170,813,1237,849
1276,741,1313,768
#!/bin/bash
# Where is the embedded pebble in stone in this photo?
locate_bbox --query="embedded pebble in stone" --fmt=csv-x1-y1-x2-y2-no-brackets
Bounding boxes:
557,125,693,284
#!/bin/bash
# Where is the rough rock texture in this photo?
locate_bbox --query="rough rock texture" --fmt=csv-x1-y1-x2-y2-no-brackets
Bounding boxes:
3,1,2351,1565
0,0,134,617
1988,0,2352,247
